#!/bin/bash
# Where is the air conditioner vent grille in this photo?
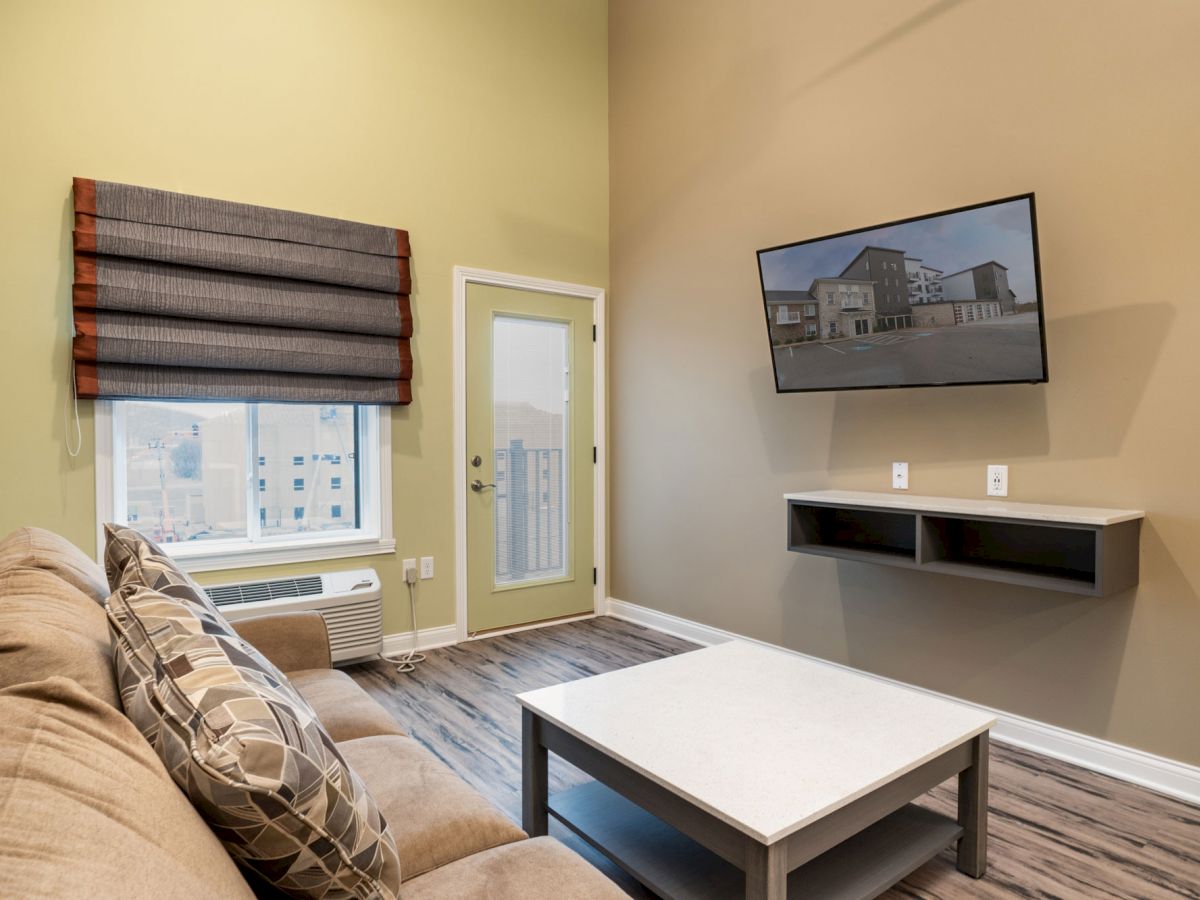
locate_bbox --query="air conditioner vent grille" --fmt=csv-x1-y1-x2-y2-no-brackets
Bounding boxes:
206,575,324,607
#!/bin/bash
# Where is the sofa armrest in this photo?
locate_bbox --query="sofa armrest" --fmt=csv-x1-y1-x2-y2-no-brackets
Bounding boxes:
231,611,332,673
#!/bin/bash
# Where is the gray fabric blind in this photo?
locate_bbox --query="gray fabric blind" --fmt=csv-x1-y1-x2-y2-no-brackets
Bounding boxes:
72,177,413,405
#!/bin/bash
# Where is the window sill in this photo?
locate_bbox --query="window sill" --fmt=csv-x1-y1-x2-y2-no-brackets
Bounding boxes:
156,535,397,574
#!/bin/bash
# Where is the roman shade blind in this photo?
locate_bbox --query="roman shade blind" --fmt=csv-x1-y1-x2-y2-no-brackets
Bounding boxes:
71,178,413,405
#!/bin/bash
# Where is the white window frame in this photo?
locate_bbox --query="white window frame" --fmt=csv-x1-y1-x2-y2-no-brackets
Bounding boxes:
94,400,394,572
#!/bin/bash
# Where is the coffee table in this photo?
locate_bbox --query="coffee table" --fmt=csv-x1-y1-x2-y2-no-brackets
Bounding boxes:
517,641,993,899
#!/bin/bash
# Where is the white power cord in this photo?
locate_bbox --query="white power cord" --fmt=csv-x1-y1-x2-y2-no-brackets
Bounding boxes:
381,564,425,674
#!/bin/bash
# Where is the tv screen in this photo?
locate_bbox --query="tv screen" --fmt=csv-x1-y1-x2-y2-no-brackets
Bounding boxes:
757,194,1047,393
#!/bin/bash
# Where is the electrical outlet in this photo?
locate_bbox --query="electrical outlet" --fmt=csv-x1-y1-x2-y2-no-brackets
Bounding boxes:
402,558,417,577
420,556,434,580
987,465,1008,497
892,461,909,490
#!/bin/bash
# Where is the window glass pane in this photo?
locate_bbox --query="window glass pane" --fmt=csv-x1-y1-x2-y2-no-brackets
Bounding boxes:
123,401,248,543
493,316,568,586
257,405,358,536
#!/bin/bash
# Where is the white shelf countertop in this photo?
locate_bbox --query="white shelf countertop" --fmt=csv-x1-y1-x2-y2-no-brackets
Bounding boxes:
783,490,1144,526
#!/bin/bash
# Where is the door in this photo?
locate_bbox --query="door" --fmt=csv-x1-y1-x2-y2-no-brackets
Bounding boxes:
465,283,595,634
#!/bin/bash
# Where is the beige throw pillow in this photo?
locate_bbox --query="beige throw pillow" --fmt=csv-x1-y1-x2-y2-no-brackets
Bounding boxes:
107,581,401,899
103,522,219,613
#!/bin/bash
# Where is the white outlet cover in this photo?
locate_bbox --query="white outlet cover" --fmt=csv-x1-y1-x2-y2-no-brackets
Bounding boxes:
987,465,1008,497
892,461,909,490
420,556,434,580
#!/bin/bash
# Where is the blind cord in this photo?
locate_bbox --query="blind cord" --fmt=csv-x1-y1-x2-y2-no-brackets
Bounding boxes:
65,341,82,458
381,570,425,674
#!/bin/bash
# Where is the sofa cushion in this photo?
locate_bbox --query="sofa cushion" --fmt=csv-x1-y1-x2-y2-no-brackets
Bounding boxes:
0,677,258,900
337,734,526,880
103,522,218,613
107,582,401,899
290,668,406,742
0,567,119,707
398,836,627,900
0,525,109,603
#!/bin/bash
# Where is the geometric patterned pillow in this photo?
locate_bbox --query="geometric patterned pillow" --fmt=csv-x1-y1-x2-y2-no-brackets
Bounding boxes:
105,582,401,899
103,522,220,615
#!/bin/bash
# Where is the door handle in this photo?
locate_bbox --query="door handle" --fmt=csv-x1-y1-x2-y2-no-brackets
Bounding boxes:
470,479,496,492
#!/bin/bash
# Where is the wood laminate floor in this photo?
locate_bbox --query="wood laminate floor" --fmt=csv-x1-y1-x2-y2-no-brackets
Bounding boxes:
345,617,1200,899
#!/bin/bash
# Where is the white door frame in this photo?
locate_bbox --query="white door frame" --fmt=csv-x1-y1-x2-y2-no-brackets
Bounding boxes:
452,266,606,643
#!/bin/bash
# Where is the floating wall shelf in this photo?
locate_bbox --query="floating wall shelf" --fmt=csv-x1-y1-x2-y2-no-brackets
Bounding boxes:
784,490,1144,597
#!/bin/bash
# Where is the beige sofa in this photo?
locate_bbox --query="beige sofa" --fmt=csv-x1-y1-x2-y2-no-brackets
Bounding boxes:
0,527,625,899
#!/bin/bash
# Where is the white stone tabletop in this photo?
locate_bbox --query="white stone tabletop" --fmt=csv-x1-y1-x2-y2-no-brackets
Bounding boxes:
517,640,995,844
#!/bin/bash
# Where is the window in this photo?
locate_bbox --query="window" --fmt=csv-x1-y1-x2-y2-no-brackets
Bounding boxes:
98,401,392,572
804,303,816,317
805,323,817,336
828,322,838,336
332,504,342,519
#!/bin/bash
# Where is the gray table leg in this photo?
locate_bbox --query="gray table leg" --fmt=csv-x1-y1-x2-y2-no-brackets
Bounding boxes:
522,707,549,836
744,840,787,900
956,731,989,877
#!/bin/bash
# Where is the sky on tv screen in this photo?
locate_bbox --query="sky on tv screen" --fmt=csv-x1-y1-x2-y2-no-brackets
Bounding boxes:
759,197,1037,301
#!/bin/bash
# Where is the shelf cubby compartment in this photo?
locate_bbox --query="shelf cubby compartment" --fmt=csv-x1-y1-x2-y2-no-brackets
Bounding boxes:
788,502,917,566
785,491,1143,597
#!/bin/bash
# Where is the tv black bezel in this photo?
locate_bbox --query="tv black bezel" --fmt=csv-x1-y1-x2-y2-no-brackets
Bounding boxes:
756,192,1049,394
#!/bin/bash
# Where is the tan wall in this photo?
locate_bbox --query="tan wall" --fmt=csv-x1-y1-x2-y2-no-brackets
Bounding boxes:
912,303,958,328
0,0,608,635
610,0,1200,763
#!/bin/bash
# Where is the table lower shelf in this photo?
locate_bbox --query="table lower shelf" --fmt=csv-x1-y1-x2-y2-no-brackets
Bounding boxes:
548,781,962,900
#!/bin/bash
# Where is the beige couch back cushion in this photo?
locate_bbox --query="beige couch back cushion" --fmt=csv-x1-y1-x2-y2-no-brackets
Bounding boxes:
0,567,120,707
0,526,111,602
0,677,257,900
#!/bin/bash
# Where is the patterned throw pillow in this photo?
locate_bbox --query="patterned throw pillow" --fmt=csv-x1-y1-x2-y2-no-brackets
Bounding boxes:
106,582,401,899
103,522,218,614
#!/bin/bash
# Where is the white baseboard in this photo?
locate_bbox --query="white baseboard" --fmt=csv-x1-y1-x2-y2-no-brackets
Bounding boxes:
381,623,458,657
606,597,1200,806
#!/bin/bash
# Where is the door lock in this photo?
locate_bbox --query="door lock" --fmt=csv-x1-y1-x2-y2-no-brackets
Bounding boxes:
470,479,495,492
470,455,482,468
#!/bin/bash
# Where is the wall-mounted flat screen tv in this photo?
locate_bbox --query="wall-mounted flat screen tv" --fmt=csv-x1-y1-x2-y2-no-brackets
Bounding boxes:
757,193,1047,393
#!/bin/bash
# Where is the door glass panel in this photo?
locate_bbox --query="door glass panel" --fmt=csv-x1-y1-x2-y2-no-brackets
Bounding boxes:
493,316,568,586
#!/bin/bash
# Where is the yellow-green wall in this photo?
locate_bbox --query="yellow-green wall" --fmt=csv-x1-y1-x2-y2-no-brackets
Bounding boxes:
0,0,608,634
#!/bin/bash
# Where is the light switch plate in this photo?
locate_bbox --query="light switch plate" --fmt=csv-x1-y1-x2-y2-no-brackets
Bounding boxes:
892,461,909,490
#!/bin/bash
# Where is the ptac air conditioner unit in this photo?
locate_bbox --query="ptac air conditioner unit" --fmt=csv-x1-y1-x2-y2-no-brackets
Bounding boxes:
204,568,383,665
